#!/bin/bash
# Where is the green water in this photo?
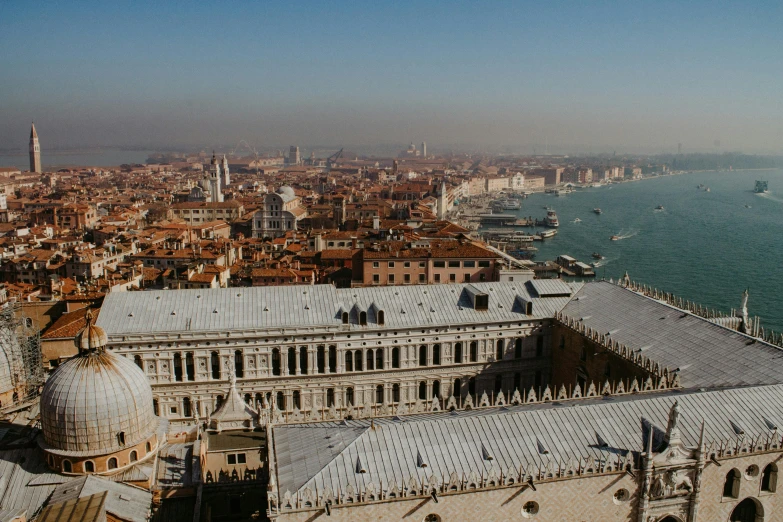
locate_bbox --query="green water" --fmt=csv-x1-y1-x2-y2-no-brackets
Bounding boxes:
498,170,783,332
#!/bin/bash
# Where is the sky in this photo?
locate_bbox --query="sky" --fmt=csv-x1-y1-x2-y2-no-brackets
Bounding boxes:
1,1,782,155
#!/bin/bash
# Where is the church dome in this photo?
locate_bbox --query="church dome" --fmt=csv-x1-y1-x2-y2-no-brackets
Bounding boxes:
39,313,157,456
276,185,296,199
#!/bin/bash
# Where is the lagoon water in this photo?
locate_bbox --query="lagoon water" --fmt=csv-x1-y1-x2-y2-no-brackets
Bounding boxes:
497,169,783,333
0,149,155,169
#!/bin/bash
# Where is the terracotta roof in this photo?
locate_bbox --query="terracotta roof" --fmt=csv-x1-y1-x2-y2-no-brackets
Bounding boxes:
42,307,101,340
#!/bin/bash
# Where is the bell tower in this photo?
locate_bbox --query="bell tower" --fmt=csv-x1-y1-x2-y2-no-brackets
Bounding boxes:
29,123,41,173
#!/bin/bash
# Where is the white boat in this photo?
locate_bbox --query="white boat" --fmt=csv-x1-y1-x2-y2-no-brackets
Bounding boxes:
538,229,558,239
492,198,522,210
572,218,582,223
545,210,559,228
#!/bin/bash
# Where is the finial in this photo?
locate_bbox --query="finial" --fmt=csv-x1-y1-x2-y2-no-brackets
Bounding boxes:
85,308,94,328
229,371,237,389
665,400,681,443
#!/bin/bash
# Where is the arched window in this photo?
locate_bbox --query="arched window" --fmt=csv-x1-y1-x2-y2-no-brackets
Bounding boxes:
514,338,523,359
762,463,778,492
354,350,363,371
271,348,281,376
468,376,476,395
342,312,349,324
134,355,143,369
359,311,367,326
730,498,762,522
317,345,325,374
185,352,195,381
234,350,243,378
496,340,504,361
723,468,741,498
419,345,428,366
146,441,152,453
454,342,463,364
433,344,441,365
210,351,221,379
62,460,72,473
216,395,224,409
419,381,427,400
346,387,354,406
244,393,252,404
376,385,384,404
392,347,400,368
276,391,285,410
392,383,400,403
376,348,384,370
366,349,374,370
432,380,440,399
293,391,301,409
453,378,462,397
130,450,138,462
183,397,192,417
173,353,183,381
326,388,334,407
377,310,385,325
328,345,337,373
287,347,296,375
153,398,159,416
117,431,126,445
345,351,353,372
84,461,94,473
494,374,503,394
296,346,306,375
470,341,478,362
108,457,118,470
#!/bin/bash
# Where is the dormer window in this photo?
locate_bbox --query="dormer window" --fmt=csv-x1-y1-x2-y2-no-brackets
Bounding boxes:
377,310,385,325
475,294,488,310
342,312,349,324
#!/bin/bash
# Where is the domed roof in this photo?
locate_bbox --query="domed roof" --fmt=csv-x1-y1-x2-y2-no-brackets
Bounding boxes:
76,310,108,353
39,350,157,456
276,185,296,199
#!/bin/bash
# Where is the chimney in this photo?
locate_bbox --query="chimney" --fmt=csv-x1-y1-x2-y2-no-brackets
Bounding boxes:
373,216,380,231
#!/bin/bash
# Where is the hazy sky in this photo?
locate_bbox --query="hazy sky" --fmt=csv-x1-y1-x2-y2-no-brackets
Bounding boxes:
2,1,782,154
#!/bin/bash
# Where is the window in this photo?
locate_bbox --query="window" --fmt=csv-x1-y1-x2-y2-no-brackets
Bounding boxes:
293,390,301,409
536,336,544,357
84,461,94,473
419,381,427,400
388,261,395,268
272,348,281,375
376,385,384,404
453,378,462,397
723,469,741,498
404,273,411,283
392,347,400,368
463,273,471,282
372,262,379,268
419,273,426,283
276,391,285,410
463,260,475,268
183,397,192,417
494,374,503,394
580,344,587,362
108,457,118,470
355,350,363,371
470,341,478,362
227,453,247,465
449,273,456,282
468,377,476,395
367,350,374,370
434,274,441,283
496,340,504,360
130,450,138,462
299,346,308,374
376,348,384,370
419,262,426,268
235,350,244,378
327,388,335,407
392,383,400,402
134,355,143,369
186,352,195,381
479,273,486,281
448,261,460,268
419,345,428,366
346,351,353,372
317,346,325,374
146,441,152,453
515,338,523,359
346,387,354,406
478,261,490,267
514,373,521,391
762,463,778,492
434,261,445,268
288,347,296,375
388,274,395,283
454,342,463,364
211,351,221,379
433,344,441,365
342,312,349,324
329,346,337,372
63,460,72,473
118,431,126,445
432,380,441,399
404,261,411,268
373,274,380,283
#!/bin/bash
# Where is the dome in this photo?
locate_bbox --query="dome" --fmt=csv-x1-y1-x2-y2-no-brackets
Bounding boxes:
76,319,108,353
276,185,296,199
39,350,157,455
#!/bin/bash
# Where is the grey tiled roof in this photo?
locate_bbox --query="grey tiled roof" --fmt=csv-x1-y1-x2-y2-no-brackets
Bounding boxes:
273,384,783,497
96,282,581,336
561,282,783,388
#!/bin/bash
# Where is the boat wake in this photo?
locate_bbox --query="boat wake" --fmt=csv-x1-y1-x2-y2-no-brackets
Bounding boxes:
613,230,638,240
591,256,618,268
755,192,783,204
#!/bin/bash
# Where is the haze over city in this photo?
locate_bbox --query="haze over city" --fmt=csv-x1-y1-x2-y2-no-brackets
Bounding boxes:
2,1,783,154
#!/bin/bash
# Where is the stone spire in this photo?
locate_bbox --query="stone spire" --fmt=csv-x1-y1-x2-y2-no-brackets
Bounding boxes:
208,371,258,432
29,122,41,173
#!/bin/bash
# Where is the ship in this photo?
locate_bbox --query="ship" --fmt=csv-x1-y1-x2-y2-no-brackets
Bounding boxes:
755,180,769,193
491,198,522,211
545,210,559,228
610,235,620,241
593,208,603,214
592,252,604,259
655,205,664,210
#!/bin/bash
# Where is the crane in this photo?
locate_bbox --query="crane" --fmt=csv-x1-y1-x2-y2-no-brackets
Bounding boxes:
229,139,261,175
326,148,343,171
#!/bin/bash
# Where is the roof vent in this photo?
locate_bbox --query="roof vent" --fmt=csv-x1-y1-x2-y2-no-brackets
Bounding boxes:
356,457,367,474
596,432,609,448
763,417,778,431
481,443,494,461
536,438,550,455
417,451,428,468
128,313,133,317
730,420,745,436
213,309,218,314
171,311,176,316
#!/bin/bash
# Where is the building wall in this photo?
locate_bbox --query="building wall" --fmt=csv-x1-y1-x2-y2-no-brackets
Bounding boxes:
363,258,497,286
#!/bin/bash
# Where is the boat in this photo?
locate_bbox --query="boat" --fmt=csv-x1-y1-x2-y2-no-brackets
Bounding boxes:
572,218,581,223
610,235,620,241
705,187,710,192
492,198,522,211
697,184,705,189
593,208,603,214
755,180,769,193
592,252,604,259
655,205,664,210
545,210,559,228
538,229,558,239
745,204,752,209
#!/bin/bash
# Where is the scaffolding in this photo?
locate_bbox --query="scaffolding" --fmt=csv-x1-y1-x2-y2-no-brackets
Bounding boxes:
0,302,43,409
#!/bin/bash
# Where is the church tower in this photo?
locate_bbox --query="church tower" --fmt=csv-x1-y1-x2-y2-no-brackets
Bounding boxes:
209,152,223,203
29,123,41,173
221,154,230,187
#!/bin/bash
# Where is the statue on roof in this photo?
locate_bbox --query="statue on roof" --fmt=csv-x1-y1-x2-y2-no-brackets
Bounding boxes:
665,400,681,443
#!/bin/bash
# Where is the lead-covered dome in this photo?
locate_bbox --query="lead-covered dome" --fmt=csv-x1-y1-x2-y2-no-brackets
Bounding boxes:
276,185,296,199
39,314,157,456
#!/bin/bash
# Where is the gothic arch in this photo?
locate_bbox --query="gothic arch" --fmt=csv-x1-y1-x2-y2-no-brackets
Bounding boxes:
656,516,684,522
730,497,764,522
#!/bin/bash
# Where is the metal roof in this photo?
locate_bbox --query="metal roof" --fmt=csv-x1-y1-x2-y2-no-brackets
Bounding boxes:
273,384,783,498
526,279,574,297
96,282,582,337
47,476,152,522
561,282,783,388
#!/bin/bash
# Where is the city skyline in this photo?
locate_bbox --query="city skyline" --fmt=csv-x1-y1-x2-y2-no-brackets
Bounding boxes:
2,1,782,154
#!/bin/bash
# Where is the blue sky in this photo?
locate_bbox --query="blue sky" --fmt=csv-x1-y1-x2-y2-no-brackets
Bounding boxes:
1,1,781,153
